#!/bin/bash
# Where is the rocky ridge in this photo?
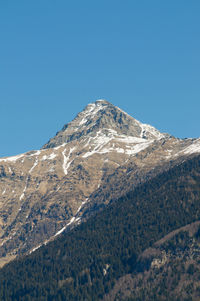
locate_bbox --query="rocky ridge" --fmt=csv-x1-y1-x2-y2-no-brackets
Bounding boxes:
0,99,200,266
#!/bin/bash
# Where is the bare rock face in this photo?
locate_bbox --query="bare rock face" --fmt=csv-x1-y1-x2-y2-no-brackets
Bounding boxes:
42,100,168,149
0,99,199,266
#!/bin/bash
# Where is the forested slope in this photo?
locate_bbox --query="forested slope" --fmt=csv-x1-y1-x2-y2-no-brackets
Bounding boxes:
0,154,200,300
104,221,200,301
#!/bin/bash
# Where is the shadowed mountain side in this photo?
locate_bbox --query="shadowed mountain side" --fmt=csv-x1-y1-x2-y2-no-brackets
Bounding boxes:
104,221,200,301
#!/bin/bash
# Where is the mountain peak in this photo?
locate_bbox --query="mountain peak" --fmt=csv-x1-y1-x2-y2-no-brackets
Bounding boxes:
42,100,167,149
80,99,112,117
0,99,199,268
83,99,116,114
94,99,110,104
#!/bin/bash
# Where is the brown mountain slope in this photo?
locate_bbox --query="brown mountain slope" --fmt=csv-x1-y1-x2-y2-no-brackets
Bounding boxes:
0,99,199,266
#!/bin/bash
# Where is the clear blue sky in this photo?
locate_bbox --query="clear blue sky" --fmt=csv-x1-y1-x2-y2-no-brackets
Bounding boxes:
0,1,200,157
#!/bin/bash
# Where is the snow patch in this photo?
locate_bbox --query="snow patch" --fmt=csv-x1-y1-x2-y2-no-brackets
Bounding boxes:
78,102,105,127
62,147,75,175
19,182,27,200
117,136,148,144
54,217,75,237
181,139,200,155
29,244,42,254
29,157,39,173
103,264,110,276
41,153,57,161
82,129,153,158
53,143,66,150
76,199,87,215
0,150,42,164
56,186,60,192
54,198,88,238
29,150,41,157
0,154,24,163
82,130,113,158
48,167,55,172
95,99,107,102
140,123,165,139
20,193,24,201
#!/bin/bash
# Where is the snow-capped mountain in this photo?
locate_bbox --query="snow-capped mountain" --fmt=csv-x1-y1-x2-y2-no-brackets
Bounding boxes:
0,99,199,266
43,99,167,149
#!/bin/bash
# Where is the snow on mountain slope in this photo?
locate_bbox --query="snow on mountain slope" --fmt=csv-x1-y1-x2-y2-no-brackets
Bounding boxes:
0,99,199,266
180,138,200,155
42,100,168,149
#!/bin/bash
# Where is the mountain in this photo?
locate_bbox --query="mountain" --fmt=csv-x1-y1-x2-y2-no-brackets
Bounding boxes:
0,99,200,267
42,99,167,149
0,154,200,300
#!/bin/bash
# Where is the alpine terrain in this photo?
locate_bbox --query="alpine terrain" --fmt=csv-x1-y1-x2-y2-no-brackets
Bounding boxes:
0,99,200,267
0,153,200,300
